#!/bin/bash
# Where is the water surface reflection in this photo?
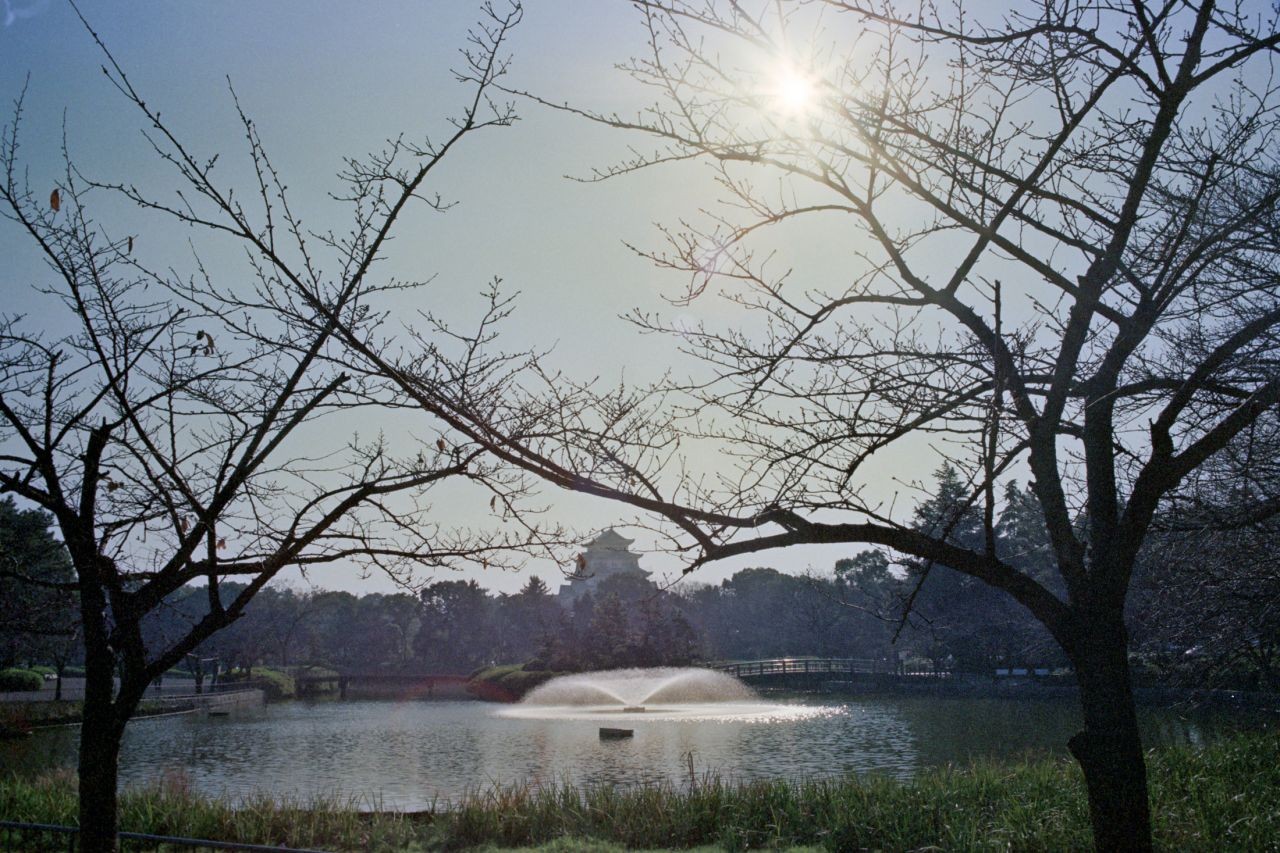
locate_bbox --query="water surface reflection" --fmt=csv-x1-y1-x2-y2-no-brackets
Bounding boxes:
0,696,1265,810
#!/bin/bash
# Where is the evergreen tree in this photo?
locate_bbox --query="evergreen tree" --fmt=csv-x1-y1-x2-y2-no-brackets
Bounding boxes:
584,592,632,669
0,497,79,685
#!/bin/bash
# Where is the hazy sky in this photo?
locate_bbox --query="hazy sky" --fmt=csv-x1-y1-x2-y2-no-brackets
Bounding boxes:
0,1,932,594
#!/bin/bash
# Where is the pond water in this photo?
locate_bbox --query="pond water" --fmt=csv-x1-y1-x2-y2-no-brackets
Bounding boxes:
3,691,1270,810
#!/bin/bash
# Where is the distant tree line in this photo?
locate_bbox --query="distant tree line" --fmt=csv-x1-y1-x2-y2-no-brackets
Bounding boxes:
3,464,1278,688
0,497,79,696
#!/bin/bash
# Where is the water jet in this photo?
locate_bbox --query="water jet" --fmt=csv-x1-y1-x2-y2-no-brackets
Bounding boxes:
495,666,803,721
520,667,757,709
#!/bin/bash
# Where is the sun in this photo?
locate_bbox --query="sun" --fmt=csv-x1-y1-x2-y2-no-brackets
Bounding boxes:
767,62,818,120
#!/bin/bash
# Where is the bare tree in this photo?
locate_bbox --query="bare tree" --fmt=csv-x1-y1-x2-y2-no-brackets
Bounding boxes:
342,2,1280,849
1131,421,1280,690
0,3,542,849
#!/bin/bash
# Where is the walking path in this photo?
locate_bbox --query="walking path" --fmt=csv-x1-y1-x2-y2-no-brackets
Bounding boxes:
1,676,218,703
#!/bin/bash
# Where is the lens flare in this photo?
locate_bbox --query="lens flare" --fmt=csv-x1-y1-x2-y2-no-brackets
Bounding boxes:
775,66,816,116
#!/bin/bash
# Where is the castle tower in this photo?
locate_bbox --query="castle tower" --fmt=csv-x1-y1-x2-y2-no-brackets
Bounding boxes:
557,529,652,605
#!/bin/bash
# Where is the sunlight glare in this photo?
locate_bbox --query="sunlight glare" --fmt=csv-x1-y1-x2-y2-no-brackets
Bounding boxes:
771,63,817,120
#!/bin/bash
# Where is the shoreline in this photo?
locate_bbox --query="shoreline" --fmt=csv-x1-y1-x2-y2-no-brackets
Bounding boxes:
1,731,1276,851
0,688,265,735
795,679,1280,710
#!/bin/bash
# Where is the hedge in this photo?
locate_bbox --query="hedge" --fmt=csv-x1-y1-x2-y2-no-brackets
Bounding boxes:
0,668,44,691
467,664,562,702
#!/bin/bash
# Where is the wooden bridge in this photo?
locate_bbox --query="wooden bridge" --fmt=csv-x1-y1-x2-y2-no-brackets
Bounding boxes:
711,657,952,687
297,672,470,699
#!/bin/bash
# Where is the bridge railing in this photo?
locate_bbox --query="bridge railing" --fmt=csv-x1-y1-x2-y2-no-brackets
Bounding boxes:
711,657,956,679
712,658,890,678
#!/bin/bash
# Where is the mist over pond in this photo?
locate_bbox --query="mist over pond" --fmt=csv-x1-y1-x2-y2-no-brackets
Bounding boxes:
4,694,1262,811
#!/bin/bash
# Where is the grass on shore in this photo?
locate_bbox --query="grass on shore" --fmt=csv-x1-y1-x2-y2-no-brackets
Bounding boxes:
0,698,195,730
1,731,1277,851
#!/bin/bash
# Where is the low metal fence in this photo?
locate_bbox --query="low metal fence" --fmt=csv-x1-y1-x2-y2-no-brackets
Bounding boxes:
0,820,330,852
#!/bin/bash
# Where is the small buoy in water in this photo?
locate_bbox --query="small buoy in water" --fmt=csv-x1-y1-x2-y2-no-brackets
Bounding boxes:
599,727,633,739
621,705,646,713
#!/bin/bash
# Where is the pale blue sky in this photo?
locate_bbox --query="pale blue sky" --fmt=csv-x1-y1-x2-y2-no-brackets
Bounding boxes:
0,1,934,594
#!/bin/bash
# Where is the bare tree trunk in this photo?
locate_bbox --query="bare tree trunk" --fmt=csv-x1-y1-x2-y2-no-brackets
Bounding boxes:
1068,612,1153,852
77,640,121,853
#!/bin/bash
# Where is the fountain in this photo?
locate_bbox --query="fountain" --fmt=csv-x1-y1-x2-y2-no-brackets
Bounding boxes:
497,667,817,722
522,667,757,708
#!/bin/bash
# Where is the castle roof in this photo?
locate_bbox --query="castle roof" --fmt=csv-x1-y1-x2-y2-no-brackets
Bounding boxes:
585,528,634,550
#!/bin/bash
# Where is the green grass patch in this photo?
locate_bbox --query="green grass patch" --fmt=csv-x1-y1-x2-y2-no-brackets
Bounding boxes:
0,700,83,729
1,732,1276,850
